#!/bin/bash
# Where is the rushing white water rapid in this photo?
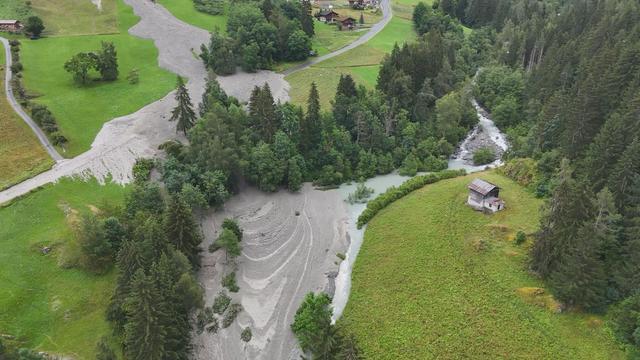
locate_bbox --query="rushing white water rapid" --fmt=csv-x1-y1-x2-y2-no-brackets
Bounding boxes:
331,98,509,321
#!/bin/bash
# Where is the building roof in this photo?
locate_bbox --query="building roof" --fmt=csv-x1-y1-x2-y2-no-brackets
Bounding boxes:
468,178,499,196
337,16,356,22
316,9,339,16
0,20,20,25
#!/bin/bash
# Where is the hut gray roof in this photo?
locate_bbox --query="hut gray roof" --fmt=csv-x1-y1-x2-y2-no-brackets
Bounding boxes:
468,178,499,196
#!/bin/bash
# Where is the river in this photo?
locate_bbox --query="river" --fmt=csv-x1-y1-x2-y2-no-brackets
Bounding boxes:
331,98,509,321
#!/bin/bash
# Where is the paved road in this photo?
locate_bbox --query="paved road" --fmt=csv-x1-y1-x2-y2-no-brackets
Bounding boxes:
282,0,392,76
1,37,64,161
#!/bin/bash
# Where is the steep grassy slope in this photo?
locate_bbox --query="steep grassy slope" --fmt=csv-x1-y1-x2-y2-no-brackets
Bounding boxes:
341,171,624,359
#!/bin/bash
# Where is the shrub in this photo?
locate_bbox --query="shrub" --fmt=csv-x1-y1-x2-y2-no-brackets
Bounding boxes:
132,158,155,183
222,272,239,292
222,218,243,241
212,291,231,314
473,147,496,165
241,327,252,342
498,158,539,188
51,133,68,146
9,39,21,47
194,0,225,15
346,182,374,204
196,307,215,333
357,169,465,228
514,231,526,245
10,62,23,73
222,303,243,328
127,68,140,84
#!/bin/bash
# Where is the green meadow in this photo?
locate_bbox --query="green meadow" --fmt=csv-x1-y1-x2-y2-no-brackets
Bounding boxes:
0,178,128,358
340,171,624,359
19,0,175,157
157,0,228,31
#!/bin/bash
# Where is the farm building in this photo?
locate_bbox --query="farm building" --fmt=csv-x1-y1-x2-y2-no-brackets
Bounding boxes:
337,16,357,30
315,9,340,23
0,20,22,32
467,178,505,213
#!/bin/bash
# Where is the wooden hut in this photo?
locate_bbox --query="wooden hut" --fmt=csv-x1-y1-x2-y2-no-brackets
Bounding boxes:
337,16,356,30
467,178,505,213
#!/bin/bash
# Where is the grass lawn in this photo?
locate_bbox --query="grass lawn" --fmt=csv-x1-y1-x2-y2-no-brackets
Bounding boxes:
19,0,175,157
340,171,625,359
0,178,128,358
30,0,118,36
157,0,228,31
0,41,53,191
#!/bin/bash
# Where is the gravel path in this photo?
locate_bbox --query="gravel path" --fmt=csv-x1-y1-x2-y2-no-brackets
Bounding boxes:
1,37,63,162
282,0,392,76
0,0,289,205
195,184,348,360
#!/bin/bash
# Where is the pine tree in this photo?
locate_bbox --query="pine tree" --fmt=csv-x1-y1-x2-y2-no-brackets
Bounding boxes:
249,84,278,142
336,74,357,98
124,269,168,360
169,76,197,135
583,113,628,190
300,83,322,155
300,0,315,37
531,159,595,277
608,138,640,209
199,73,230,116
261,0,274,19
165,195,203,268
97,41,118,81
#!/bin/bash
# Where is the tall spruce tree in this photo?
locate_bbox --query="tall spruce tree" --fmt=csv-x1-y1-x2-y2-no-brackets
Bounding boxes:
531,159,595,277
170,76,197,135
124,269,168,360
165,195,203,268
300,0,315,37
300,83,322,156
249,84,278,142
608,138,640,209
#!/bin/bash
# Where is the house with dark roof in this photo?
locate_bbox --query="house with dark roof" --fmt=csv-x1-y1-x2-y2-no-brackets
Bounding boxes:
467,178,505,212
315,9,340,23
337,16,357,30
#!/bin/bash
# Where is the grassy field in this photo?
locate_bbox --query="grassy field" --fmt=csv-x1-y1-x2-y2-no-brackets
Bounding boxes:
0,0,33,22
30,0,119,36
0,178,127,358
285,1,418,108
340,171,625,359
19,0,175,157
158,0,228,31
0,41,53,190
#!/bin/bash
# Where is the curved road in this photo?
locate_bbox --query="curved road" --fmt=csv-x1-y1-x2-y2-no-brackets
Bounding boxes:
282,0,392,76
1,37,64,161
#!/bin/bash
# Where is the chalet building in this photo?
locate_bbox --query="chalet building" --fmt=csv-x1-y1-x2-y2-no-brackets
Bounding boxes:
337,16,356,30
467,178,505,213
0,20,22,32
315,9,340,23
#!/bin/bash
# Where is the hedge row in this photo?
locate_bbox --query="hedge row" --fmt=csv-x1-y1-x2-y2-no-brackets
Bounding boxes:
356,169,466,228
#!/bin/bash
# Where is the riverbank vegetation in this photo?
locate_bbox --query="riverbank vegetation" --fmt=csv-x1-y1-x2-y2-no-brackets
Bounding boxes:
341,171,623,359
0,41,52,190
158,0,228,31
